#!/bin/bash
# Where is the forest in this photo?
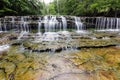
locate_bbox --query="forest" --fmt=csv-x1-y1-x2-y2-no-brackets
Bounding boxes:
0,0,120,17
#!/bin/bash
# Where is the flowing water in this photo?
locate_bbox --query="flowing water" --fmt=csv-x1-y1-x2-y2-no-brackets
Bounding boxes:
74,16,83,31
96,17,120,31
38,17,42,33
0,16,120,80
0,21,2,32
61,16,67,31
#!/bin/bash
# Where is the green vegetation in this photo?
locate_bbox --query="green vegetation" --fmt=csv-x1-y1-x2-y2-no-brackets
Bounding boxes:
0,0,43,17
52,0,120,17
0,0,120,17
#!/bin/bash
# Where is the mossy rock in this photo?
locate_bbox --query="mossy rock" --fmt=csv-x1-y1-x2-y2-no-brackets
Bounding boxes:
17,58,34,69
90,70,116,80
0,61,16,75
4,53,26,63
15,68,39,80
0,70,6,80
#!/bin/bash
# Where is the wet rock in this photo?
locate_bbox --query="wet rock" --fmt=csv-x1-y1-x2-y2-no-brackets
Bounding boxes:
0,61,16,76
11,42,21,46
52,64,57,68
15,68,37,80
4,53,26,62
0,70,6,80
9,36,17,40
17,58,34,69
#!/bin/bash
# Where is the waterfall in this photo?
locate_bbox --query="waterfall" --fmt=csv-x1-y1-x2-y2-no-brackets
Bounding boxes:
38,22,41,33
3,19,7,31
96,17,120,31
20,17,24,32
43,15,59,32
116,18,120,30
61,16,67,31
11,17,15,29
59,22,62,31
0,21,2,32
44,16,49,32
106,18,110,29
20,17,29,32
74,17,83,31
38,17,42,33
49,16,54,32
49,16,58,32
23,22,27,32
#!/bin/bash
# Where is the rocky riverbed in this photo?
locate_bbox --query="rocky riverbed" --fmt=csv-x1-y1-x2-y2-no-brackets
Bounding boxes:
0,31,120,80
0,46,120,80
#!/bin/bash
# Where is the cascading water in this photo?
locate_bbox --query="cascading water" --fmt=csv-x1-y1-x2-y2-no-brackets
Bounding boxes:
48,16,58,32
42,32,60,41
96,17,120,31
38,17,42,33
20,17,29,32
0,21,2,32
17,16,30,40
3,19,7,31
61,16,67,31
38,22,42,33
23,22,29,32
11,17,15,30
1,16,120,33
74,16,88,34
20,17,24,32
74,16,83,31
43,15,59,32
116,18,120,30
44,16,49,32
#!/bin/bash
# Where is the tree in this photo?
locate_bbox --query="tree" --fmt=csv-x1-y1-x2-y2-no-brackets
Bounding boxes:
0,0,43,17
51,0,120,17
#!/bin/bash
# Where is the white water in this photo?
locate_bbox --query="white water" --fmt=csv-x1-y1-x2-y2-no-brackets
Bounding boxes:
58,31,71,39
17,31,29,40
43,16,67,32
49,16,58,32
74,17,83,31
3,19,7,31
96,17,120,31
38,22,42,33
11,17,15,29
44,16,49,32
61,16,67,31
20,17,29,32
0,21,2,32
23,22,29,32
38,17,42,33
42,32,60,41
117,18,120,29
1,16,120,33
0,44,10,52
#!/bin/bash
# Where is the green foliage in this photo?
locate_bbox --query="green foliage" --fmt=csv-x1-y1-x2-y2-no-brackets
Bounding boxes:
0,0,120,17
48,3,57,15
0,0,43,16
52,0,120,17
